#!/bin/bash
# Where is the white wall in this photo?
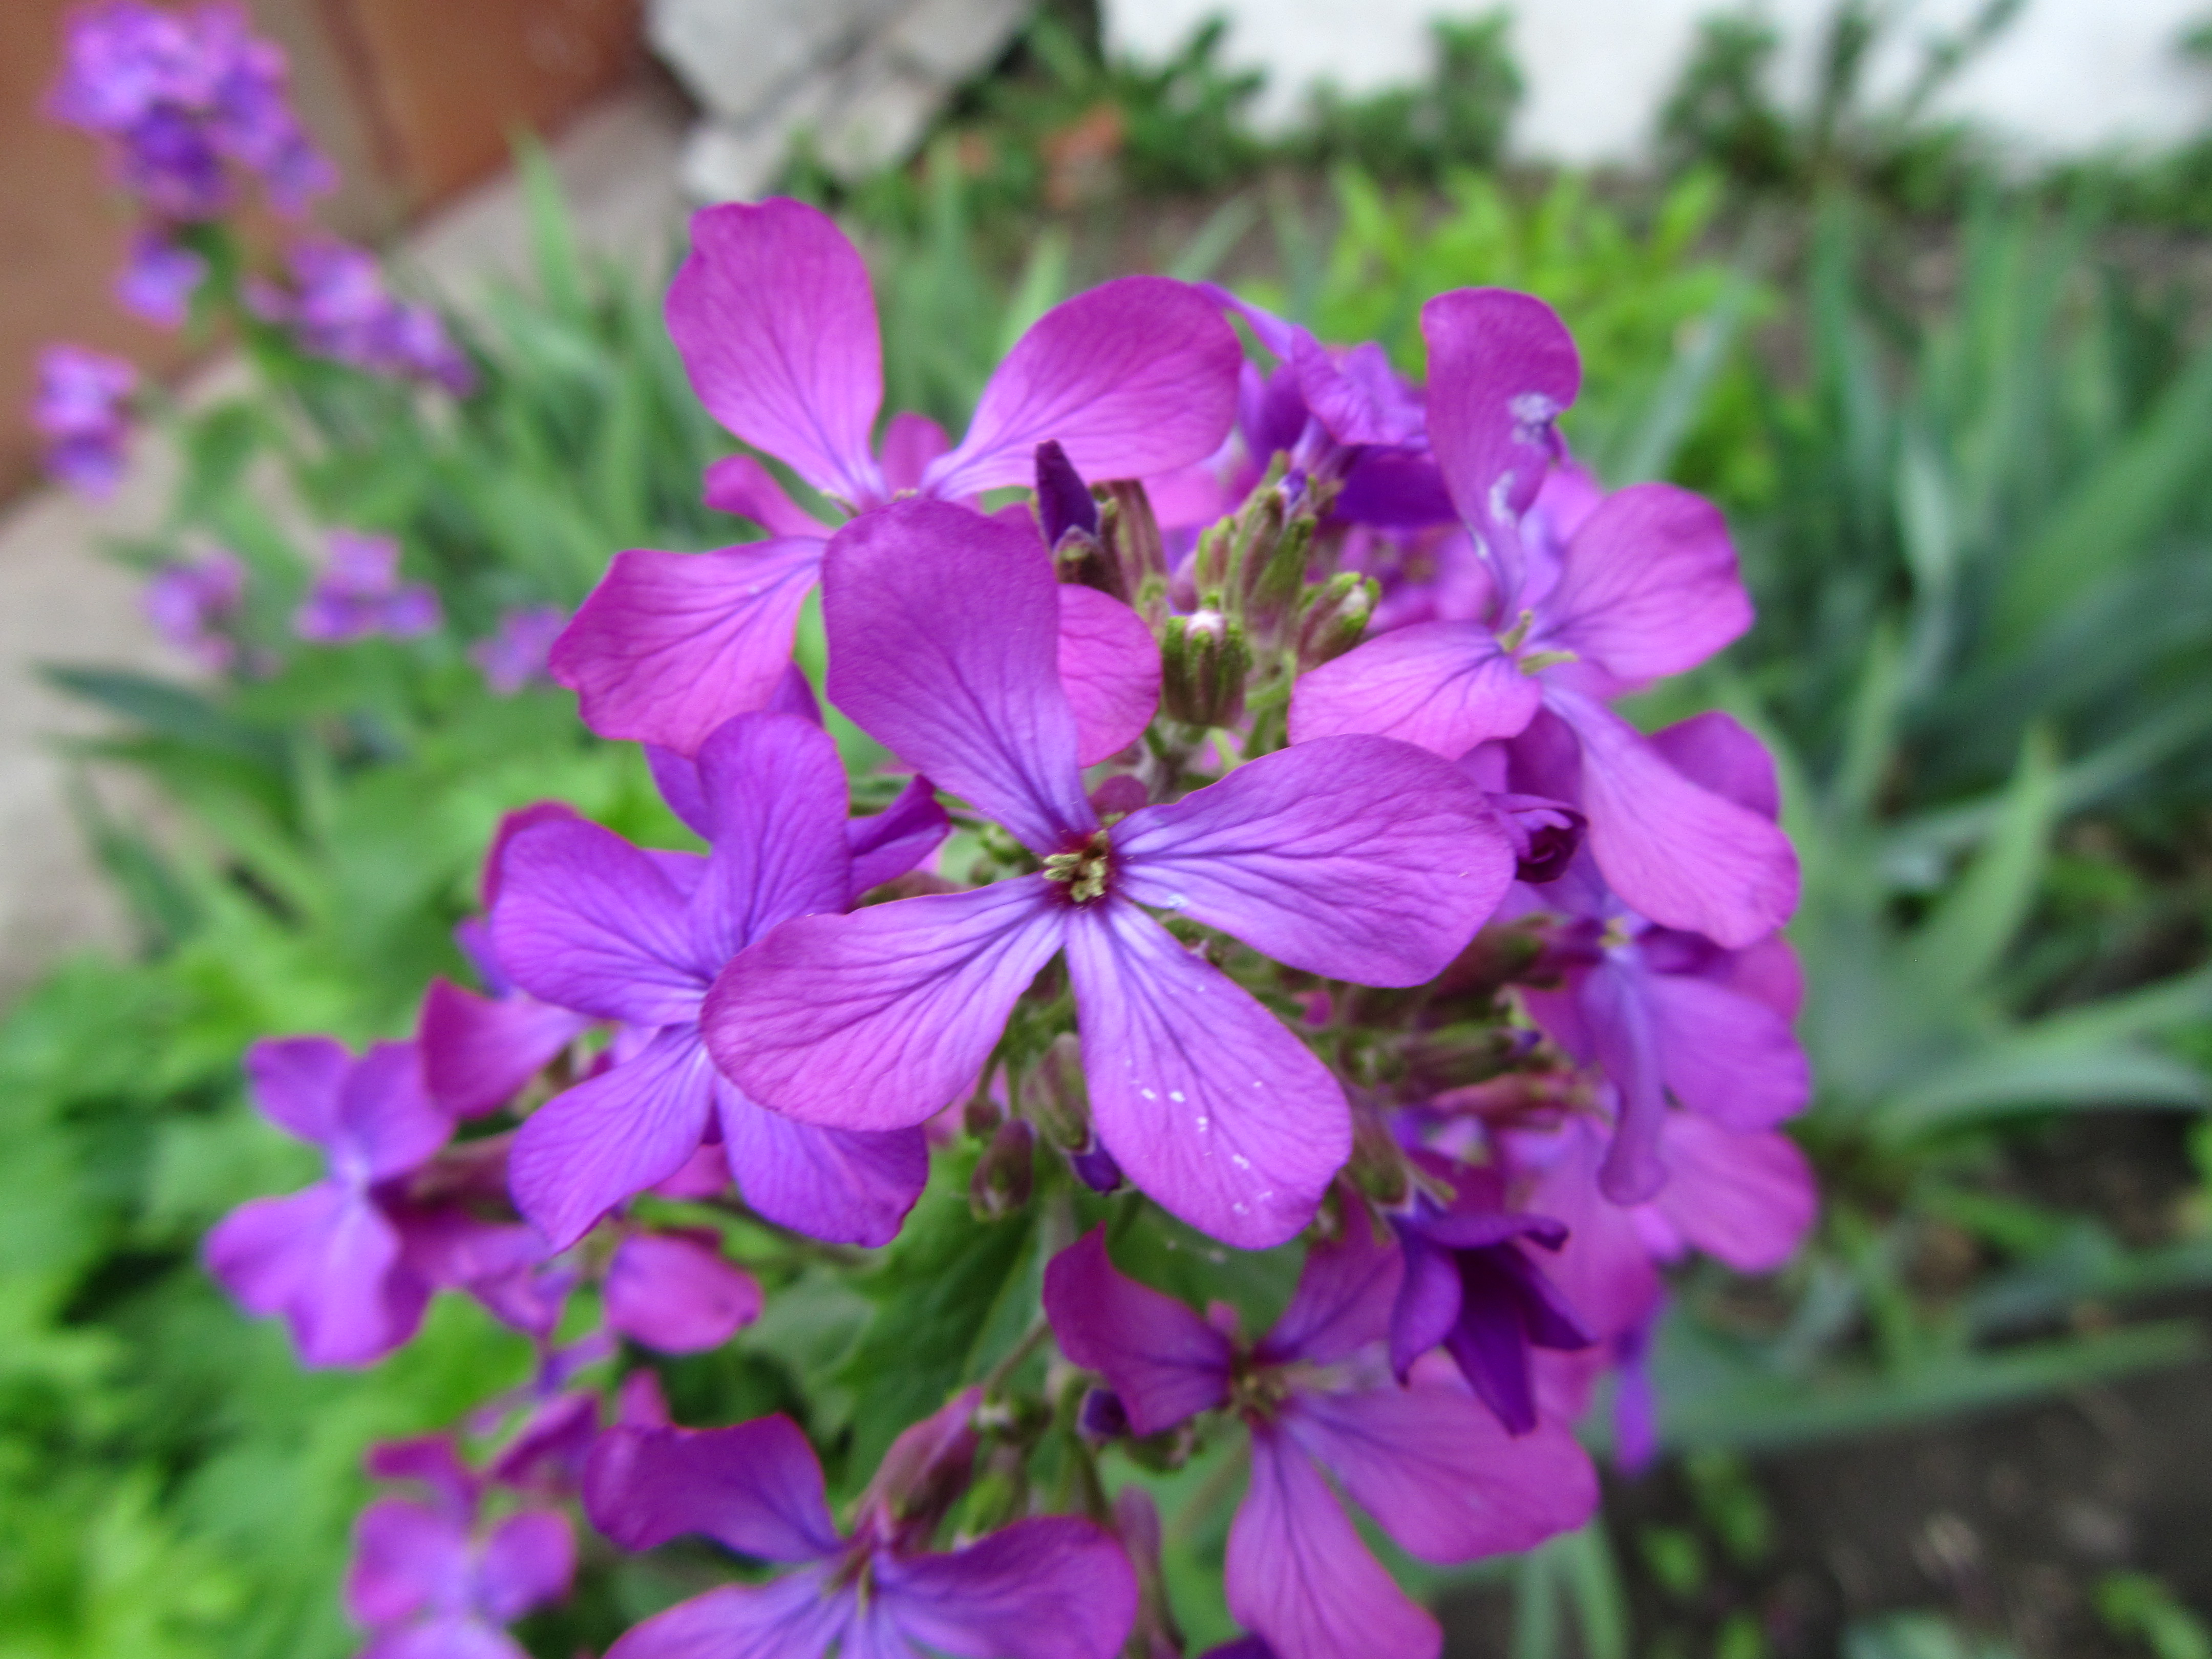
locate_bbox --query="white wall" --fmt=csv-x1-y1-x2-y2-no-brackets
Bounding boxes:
1103,0,2212,164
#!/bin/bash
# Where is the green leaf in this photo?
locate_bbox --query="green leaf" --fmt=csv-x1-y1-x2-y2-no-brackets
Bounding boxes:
1897,724,2057,1004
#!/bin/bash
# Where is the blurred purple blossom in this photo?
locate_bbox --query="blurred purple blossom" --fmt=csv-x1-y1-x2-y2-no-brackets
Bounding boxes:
115,229,207,327
252,240,476,394
32,344,136,498
295,530,442,643
471,605,569,695
143,547,244,671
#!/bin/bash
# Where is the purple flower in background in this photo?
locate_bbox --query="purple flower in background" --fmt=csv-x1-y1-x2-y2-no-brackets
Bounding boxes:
550,195,1241,755
143,547,244,671
32,344,136,498
1290,290,1797,949
203,1038,453,1366
584,1393,1138,1659
48,2,333,221
1385,1156,1593,1435
347,1452,575,1659
1499,709,1810,1200
602,1226,762,1354
257,240,475,394
492,711,942,1250
470,605,568,694
1045,1225,1597,1659
295,530,442,643
703,499,1515,1247
116,229,207,326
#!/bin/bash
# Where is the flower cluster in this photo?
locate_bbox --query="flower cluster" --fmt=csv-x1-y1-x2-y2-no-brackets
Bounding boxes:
247,239,477,395
204,197,1814,1659
294,530,442,644
32,344,137,499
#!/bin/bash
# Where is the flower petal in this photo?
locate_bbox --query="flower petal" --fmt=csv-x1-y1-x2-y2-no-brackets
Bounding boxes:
1041,1227,1233,1435
550,540,825,757
1065,903,1348,1248
244,1035,350,1145
703,879,1066,1132
1546,688,1799,949
688,713,855,963
1262,1222,1401,1366
1334,448,1459,528
1058,586,1161,764
604,1228,764,1353
667,199,884,503
1389,1233,1463,1381
337,1040,451,1180
822,501,1095,852
702,452,835,537
1644,972,1810,1130
1288,623,1541,757
878,411,951,492
924,277,1240,499
477,1511,576,1622
1648,709,1781,820
1228,1430,1441,1659
346,1496,467,1625
1538,484,1750,688
1114,734,1512,987
1283,1373,1599,1562
878,1517,1138,1659
715,1081,928,1246
204,1182,422,1367
605,1576,847,1659
845,776,952,901
1653,1117,1816,1273
1581,959,1669,1205
492,820,707,1026
583,1416,841,1561
507,1029,716,1251
418,980,592,1119
1422,289,1580,589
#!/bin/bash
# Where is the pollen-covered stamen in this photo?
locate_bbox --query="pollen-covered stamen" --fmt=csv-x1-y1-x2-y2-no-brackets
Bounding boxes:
1042,830,1115,904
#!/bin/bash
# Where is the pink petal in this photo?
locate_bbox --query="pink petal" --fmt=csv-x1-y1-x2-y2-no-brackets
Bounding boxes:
715,1082,928,1246
491,820,707,1027
1058,586,1161,764
1065,903,1348,1248
1648,709,1781,821
243,1035,350,1145
1538,484,1750,689
924,277,1241,500
477,1510,576,1622
1547,688,1799,949
583,1416,841,1561
1652,1117,1816,1273
1421,289,1580,582
604,1229,764,1353
418,979,591,1119
688,713,855,962
1509,1121,1664,1341
506,1029,716,1251
347,1497,468,1625
1284,1374,1599,1561
1710,931,1804,1019
878,411,951,492
1288,623,1541,757
1228,1430,1441,1659
1645,972,1810,1130
845,776,952,901
1041,1228,1233,1435
702,879,1067,1132
667,199,885,503
1113,735,1513,987
702,452,835,537
1582,960,1669,1205
604,1577,845,1659
1262,1223,1401,1365
550,540,824,756
821,501,1095,852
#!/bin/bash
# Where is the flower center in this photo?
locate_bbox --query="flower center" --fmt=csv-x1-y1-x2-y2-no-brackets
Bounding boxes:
1042,831,1114,905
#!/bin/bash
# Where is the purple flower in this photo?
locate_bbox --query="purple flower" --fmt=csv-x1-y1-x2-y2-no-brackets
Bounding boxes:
203,1037,453,1366
1497,709,1811,1199
1289,290,1797,949
32,344,135,498
48,2,332,222
603,1226,763,1354
1044,1225,1597,1659
1385,1155,1593,1435
295,530,442,643
347,1467,575,1659
701,499,1514,1247
255,240,474,393
491,711,944,1249
115,229,207,326
583,1393,1138,1659
549,196,1241,755
469,605,567,695
143,547,244,671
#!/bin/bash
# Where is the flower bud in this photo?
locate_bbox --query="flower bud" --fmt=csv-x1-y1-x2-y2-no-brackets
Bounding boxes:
1160,608,1249,728
1293,571,1376,669
1096,479,1167,621
1020,1033,1090,1148
1067,1139,1124,1194
1037,441,1119,600
1078,1387,1131,1442
969,1117,1036,1220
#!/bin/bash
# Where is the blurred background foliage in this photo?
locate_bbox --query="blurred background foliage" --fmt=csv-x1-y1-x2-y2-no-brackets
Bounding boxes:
9,2,2212,1655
